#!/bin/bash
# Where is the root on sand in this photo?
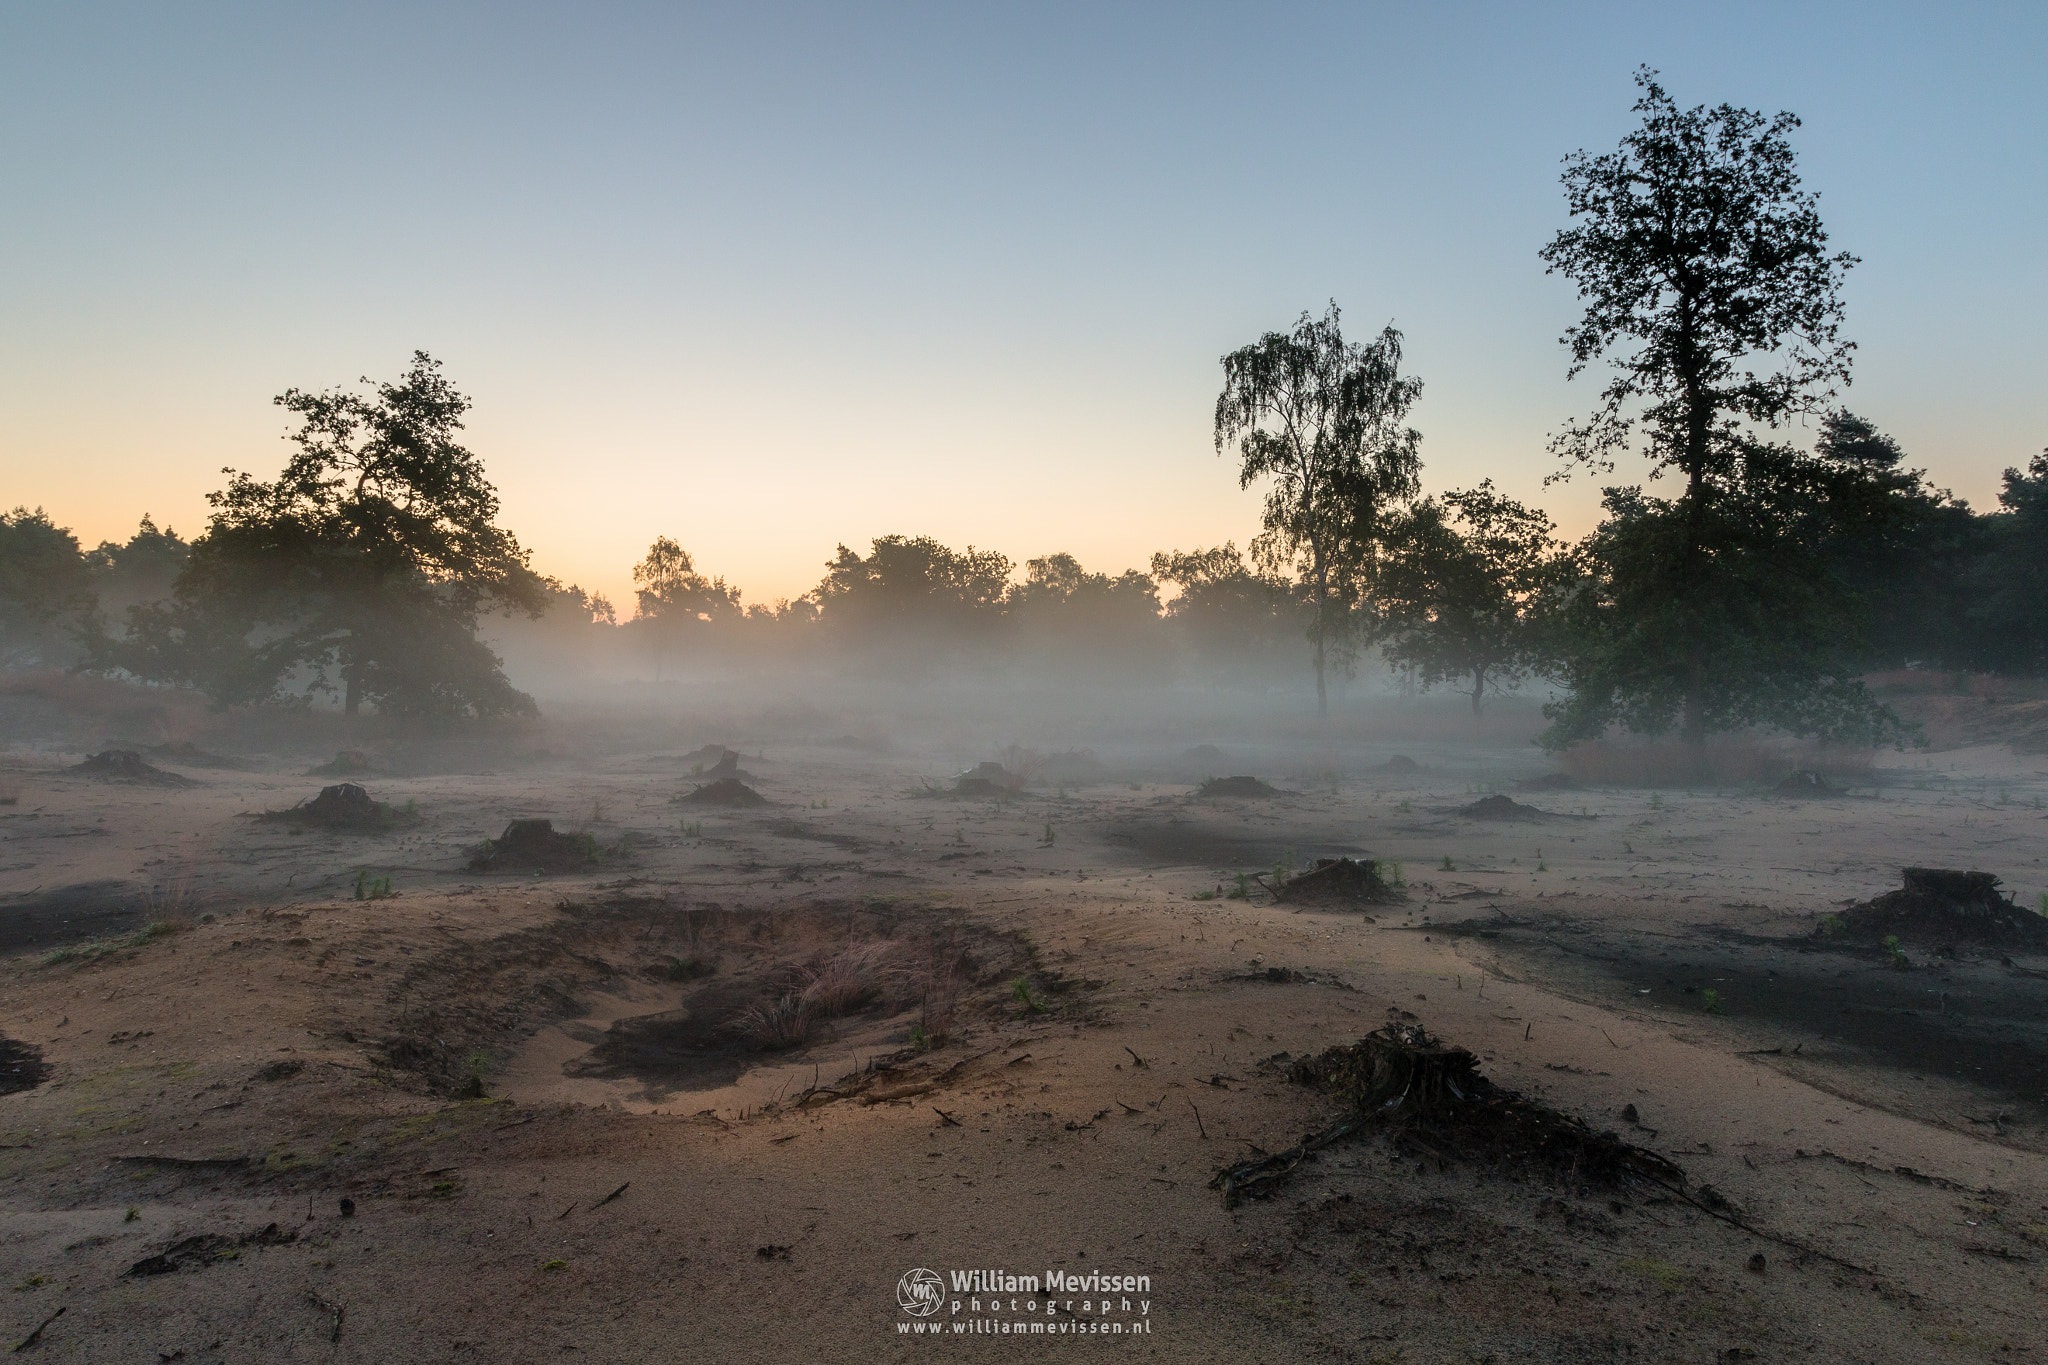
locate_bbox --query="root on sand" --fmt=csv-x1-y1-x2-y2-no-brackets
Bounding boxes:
1211,1022,1684,1208
1274,857,1402,906
1457,794,1552,820
467,819,598,873
257,783,406,831
1820,867,2048,950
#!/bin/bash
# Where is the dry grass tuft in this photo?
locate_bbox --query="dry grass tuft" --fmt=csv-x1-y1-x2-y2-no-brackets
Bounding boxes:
734,941,909,1049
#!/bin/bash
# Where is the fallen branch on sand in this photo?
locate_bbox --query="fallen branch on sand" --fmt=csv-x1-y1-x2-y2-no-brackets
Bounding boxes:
12,1304,64,1352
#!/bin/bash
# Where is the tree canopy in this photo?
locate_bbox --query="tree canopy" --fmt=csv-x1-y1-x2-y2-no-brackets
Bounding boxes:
629,536,741,679
1376,483,1572,714
1538,70,1889,752
1974,451,2048,674
0,508,95,667
1214,303,1422,716
811,535,1013,643
113,352,544,718
1542,438,1912,749
1541,68,1857,492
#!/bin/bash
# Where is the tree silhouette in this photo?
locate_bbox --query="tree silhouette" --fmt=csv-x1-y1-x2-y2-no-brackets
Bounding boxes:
0,508,95,666
1975,451,2048,673
1541,69,1869,752
1214,304,1421,716
117,353,543,718
1542,439,1912,750
1376,483,1572,715
630,537,739,680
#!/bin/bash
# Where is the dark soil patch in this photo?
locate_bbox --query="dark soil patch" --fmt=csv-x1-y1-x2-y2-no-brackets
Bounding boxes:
679,743,734,767
128,1223,296,1276
1197,775,1279,798
0,879,147,952
1212,1023,1686,1207
467,819,598,873
1458,794,1551,820
374,897,666,1094
1777,769,1843,798
1516,772,1580,791
1381,755,1420,774
0,1035,49,1094
562,916,1038,1097
376,894,1035,1099
1821,868,2048,950
1100,817,1365,870
566,977,770,1092
308,749,375,777
66,749,195,787
1428,909,2048,1114
1276,857,1402,906
679,778,768,807
257,783,403,831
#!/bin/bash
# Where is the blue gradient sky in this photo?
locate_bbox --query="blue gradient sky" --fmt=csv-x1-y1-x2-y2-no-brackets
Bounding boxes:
3,3,2042,608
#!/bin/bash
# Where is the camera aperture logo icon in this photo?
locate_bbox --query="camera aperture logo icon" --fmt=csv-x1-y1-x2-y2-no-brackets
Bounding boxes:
897,1267,944,1317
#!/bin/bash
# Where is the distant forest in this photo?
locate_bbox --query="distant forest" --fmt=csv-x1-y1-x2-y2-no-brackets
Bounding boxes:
3,406,2043,730
4,69,2044,751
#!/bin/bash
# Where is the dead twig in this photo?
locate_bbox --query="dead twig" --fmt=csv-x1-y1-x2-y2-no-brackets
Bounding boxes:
305,1290,344,1343
933,1107,963,1128
1124,1046,1147,1068
12,1305,64,1353
594,1182,630,1208
1187,1097,1208,1139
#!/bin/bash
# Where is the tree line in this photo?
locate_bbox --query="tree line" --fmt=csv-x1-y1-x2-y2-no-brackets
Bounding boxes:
3,69,2042,751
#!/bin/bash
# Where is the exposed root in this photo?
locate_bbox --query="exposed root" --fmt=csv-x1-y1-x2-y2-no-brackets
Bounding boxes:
1211,1022,1684,1207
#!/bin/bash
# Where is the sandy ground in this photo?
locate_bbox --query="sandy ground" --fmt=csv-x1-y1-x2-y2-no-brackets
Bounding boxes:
3,710,2047,1362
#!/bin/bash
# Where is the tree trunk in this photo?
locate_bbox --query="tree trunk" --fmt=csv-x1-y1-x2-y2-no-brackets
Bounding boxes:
1470,666,1485,716
343,672,360,717
1680,648,1708,778
1310,547,1330,720
1676,342,1712,776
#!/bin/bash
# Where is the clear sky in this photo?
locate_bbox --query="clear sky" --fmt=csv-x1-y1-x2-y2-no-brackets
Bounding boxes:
4,2,2043,610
